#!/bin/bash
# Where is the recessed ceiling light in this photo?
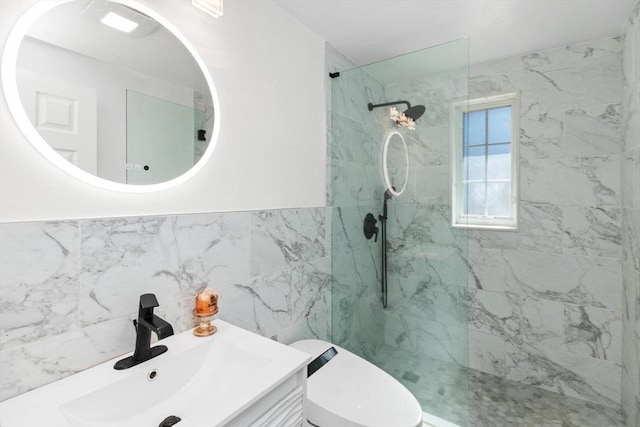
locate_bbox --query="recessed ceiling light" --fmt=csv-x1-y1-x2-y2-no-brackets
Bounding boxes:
100,11,139,33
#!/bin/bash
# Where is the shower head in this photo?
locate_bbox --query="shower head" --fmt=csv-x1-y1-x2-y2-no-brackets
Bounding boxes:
368,100,425,128
403,105,425,121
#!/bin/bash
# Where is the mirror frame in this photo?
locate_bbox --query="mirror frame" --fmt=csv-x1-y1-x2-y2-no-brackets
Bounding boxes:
382,130,409,197
1,0,221,193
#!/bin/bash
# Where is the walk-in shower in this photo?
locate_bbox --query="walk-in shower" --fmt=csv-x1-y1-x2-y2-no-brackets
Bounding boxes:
328,32,630,427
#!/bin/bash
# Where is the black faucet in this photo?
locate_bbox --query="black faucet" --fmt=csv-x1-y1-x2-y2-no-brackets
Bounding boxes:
114,294,174,370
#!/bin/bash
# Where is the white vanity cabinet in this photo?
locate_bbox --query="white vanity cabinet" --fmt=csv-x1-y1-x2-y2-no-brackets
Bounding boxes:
226,369,306,426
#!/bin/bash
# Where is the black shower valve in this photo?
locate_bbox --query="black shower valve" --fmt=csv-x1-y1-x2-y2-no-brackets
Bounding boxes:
363,213,379,242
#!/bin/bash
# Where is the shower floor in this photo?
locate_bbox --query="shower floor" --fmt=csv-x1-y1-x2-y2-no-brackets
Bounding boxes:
368,345,624,427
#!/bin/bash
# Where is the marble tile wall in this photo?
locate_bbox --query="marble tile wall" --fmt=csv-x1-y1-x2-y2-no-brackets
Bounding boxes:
369,38,624,408
463,38,624,407
0,207,330,401
621,1,640,425
328,37,627,408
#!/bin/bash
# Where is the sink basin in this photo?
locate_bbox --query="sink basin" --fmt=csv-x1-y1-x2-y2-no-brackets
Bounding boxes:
61,336,269,426
0,320,310,427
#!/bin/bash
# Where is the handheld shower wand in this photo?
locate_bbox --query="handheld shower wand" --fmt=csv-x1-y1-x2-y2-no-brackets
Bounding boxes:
363,187,396,308
380,187,395,308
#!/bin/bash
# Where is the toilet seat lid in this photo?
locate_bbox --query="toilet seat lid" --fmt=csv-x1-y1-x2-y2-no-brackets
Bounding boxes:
291,340,422,427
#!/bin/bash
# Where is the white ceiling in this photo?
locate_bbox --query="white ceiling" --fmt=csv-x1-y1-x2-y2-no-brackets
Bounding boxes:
272,0,637,67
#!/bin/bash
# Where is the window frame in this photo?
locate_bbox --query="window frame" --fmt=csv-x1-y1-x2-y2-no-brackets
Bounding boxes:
450,93,520,230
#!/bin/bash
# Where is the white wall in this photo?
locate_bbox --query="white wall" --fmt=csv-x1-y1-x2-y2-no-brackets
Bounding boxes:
0,0,326,222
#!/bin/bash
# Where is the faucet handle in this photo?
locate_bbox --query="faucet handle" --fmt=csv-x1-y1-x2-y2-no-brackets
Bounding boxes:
139,293,159,310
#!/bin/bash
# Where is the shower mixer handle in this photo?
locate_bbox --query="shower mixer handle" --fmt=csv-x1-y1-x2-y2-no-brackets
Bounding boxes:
363,213,379,242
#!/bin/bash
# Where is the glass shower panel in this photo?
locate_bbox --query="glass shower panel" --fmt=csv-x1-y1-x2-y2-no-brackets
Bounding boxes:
329,58,388,355
126,90,195,185
329,39,470,426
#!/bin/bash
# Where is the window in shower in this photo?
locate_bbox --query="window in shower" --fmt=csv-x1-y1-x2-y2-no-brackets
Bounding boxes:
451,93,519,229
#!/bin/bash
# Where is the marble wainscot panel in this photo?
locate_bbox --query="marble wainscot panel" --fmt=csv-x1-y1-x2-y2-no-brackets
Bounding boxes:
0,222,79,349
620,1,640,425
250,208,328,277
78,214,252,326
0,207,330,401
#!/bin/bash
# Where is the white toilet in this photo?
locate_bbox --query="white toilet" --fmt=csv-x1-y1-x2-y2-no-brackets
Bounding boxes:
290,339,423,427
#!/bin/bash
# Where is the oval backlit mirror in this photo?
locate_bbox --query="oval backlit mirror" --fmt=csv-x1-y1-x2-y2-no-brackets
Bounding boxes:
382,130,409,197
2,0,220,192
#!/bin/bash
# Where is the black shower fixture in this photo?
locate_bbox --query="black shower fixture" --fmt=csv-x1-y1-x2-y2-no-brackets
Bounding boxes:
368,100,426,121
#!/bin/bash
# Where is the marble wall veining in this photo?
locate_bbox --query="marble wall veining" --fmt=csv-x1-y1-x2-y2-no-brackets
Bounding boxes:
0,208,330,401
326,44,388,358
330,36,626,409
378,37,624,407
464,38,624,408
328,40,472,370
621,1,640,425
327,42,473,426
381,63,470,367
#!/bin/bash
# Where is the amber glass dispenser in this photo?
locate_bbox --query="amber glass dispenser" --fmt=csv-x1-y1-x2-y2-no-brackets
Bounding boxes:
193,287,218,336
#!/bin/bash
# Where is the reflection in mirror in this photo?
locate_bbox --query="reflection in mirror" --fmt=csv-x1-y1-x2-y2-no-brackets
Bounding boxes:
382,130,409,197
12,0,215,185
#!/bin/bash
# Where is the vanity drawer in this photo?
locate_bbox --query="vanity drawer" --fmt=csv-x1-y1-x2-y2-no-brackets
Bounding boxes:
226,372,305,427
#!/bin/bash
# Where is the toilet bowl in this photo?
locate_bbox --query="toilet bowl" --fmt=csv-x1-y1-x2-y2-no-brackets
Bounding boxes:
290,339,422,427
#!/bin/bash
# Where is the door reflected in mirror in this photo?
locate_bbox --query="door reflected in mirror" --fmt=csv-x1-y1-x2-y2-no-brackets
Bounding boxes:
9,0,217,187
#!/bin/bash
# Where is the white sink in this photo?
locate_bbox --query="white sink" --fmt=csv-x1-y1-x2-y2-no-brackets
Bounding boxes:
0,321,310,427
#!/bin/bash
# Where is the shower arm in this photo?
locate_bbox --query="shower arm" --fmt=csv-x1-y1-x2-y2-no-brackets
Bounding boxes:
368,100,412,111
